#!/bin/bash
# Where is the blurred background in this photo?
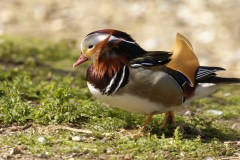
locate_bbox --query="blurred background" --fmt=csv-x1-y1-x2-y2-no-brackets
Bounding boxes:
0,0,239,77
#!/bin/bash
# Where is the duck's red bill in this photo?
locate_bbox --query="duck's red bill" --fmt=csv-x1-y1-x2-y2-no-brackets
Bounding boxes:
73,54,89,67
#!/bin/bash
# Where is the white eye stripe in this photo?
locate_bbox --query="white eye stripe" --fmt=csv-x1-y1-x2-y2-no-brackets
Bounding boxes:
81,33,137,51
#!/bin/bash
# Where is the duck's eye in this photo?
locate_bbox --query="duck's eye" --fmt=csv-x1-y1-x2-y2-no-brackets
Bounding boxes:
88,45,94,49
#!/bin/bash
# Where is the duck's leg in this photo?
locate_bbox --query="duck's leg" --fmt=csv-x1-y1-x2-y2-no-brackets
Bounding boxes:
161,111,174,128
133,114,154,138
142,114,154,127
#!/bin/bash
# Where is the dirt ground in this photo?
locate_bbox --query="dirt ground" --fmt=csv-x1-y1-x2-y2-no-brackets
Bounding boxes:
0,0,240,77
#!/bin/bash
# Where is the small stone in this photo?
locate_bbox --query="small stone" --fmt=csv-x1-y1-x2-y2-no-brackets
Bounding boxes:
36,153,48,158
105,148,114,154
38,136,46,143
206,156,214,160
124,154,133,160
183,110,192,116
14,154,22,158
72,136,81,141
206,110,223,116
72,136,88,142
101,137,107,143
9,148,22,155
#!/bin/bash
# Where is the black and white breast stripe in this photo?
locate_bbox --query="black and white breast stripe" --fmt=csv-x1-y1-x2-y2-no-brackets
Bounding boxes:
102,66,129,95
196,66,225,80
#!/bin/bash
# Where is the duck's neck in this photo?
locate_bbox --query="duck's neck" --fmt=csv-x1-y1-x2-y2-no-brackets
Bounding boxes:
86,64,113,91
86,61,129,94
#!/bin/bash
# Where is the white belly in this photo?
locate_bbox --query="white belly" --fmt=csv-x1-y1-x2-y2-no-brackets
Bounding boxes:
87,82,222,115
87,82,178,115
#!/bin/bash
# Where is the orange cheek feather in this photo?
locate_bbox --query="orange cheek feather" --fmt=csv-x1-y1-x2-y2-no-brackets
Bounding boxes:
92,56,128,79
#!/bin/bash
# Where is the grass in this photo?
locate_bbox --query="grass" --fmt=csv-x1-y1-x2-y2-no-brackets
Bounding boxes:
0,36,240,159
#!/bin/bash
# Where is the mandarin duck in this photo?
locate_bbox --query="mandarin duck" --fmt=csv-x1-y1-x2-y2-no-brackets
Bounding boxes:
73,29,240,129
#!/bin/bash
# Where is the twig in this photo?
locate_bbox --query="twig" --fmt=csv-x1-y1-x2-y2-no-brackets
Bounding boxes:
52,125,92,134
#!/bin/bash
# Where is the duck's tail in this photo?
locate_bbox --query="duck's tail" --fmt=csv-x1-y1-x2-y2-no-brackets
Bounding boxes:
196,66,240,85
197,76,240,85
